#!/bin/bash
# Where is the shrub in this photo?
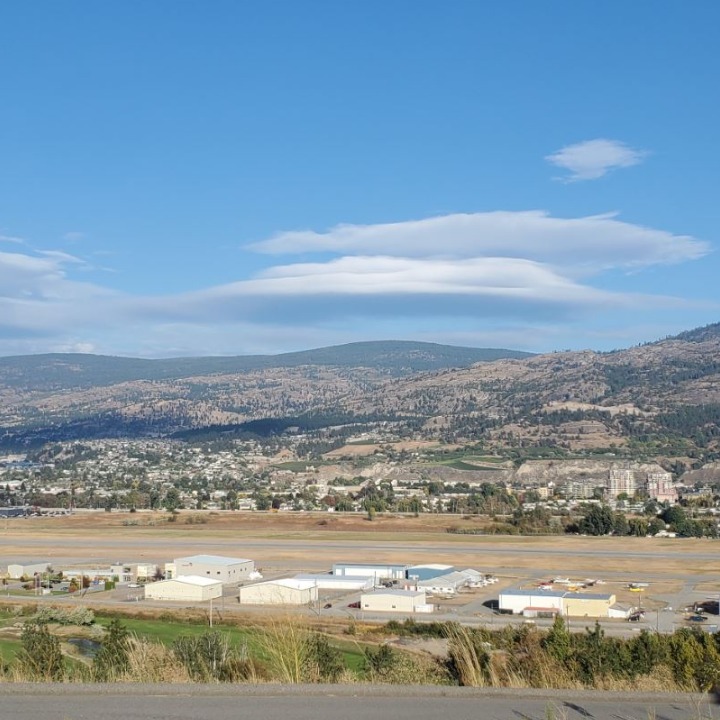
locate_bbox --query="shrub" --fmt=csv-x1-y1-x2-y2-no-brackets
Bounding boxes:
93,618,131,681
15,622,64,681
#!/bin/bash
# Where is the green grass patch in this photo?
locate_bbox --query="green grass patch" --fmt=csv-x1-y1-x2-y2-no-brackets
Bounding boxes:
441,460,485,470
94,615,366,670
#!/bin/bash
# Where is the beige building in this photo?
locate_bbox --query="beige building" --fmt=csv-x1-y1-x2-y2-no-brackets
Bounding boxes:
167,555,254,584
238,578,318,606
360,589,431,613
500,589,616,618
646,472,677,503
608,466,636,498
561,592,616,618
144,575,223,602
7,562,51,579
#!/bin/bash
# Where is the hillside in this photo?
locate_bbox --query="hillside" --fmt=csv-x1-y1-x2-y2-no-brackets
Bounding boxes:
0,325,719,458
0,341,533,391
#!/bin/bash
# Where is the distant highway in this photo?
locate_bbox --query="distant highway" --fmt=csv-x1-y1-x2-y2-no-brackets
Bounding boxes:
0,683,713,720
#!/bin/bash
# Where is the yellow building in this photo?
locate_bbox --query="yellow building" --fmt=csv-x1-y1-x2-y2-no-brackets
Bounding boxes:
563,592,616,617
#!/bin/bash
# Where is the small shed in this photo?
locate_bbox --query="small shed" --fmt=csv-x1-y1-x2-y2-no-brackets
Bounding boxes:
144,575,223,602
608,603,634,619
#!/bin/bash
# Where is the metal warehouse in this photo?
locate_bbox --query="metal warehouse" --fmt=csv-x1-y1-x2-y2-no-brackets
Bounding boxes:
499,589,566,615
293,573,375,591
360,589,432,614
406,564,454,581
332,563,407,581
167,555,254,584
499,589,617,617
415,569,480,595
144,575,223,602
239,578,319,606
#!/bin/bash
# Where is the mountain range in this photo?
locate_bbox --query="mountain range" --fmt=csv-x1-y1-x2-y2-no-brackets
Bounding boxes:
1,326,719,457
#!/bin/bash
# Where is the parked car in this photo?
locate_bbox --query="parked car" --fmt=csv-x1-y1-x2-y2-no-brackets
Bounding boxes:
689,614,707,623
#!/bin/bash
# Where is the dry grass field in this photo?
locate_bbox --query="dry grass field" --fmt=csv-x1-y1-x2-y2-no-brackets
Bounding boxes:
0,510,716,583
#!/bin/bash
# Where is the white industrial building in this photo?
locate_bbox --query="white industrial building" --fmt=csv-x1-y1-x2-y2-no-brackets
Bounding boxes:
332,562,407,581
360,589,433,614
415,569,482,595
500,589,566,615
7,562,51,579
293,573,374,591
166,555,254,584
406,564,454,581
499,589,616,618
239,578,319,606
144,575,223,602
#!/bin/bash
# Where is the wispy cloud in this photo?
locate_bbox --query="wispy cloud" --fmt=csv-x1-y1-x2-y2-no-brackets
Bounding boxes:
250,211,706,270
545,139,648,182
0,234,26,245
0,210,712,357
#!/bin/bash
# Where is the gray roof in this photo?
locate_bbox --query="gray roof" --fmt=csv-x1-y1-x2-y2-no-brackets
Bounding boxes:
564,592,613,601
174,555,252,566
500,589,566,598
500,589,613,601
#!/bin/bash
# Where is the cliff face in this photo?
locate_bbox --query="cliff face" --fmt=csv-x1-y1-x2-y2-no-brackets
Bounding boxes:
679,462,720,486
511,459,667,485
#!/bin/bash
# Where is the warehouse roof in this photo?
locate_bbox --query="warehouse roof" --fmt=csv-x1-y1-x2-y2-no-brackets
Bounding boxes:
171,575,223,587
174,555,252,566
500,589,566,598
249,578,317,590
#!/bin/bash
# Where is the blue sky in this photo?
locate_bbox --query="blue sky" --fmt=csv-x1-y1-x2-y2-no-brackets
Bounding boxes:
1,1,718,357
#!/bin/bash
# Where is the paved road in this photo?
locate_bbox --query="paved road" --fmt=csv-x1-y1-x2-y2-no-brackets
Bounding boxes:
0,684,714,720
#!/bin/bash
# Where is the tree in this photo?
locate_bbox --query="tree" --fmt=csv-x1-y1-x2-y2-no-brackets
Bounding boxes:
543,615,571,663
612,512,629,536
628,518,648,537
578,504,614,536
254,493,272,511
163,487,182,513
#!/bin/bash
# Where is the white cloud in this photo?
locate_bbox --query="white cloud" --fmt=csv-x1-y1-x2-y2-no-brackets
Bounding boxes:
249,210,705,270
545,139,647,182
0,209,712,357
0,234,25,245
